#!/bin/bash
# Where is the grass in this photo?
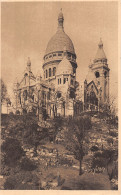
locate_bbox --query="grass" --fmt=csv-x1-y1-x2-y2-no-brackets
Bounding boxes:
40,166,111,190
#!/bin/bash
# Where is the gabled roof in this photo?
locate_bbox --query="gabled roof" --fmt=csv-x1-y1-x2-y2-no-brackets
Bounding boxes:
87,80,98,93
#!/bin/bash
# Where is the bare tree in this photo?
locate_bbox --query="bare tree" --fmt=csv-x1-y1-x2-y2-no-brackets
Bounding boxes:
64,116,91,175
1,79,11,113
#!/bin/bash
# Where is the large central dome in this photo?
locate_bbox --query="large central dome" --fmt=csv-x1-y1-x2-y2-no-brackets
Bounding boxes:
45,30,75,55
45,10,75,56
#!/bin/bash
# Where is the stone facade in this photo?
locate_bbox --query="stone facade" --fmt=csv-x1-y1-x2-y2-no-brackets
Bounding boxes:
14,11,110,118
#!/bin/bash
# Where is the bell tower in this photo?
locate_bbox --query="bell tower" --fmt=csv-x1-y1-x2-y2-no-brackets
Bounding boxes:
89,39,110,103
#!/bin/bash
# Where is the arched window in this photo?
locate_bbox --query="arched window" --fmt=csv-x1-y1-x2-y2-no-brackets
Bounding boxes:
47,92,50,100
63,78,66,84
23,90,27,101
90,91,96,104
60,78,61,84
49,68,51,77
68,53,71,58
71,79,73,85
53,54,56,57
53,67,56,76
104,71,107,78
44,71,45,79
57,91,61,98
70,90,75,98
95,71,100,78
20,96,21,104
58,79,59,85
46,70,48,78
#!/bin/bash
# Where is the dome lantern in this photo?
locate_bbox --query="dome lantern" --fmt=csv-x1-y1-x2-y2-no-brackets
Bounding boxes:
58,8,64,30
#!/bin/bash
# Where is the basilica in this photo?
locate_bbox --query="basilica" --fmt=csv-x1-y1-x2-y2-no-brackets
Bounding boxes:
14,10,110,119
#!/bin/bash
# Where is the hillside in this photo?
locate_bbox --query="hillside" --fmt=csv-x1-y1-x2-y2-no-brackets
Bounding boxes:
0,113,118,190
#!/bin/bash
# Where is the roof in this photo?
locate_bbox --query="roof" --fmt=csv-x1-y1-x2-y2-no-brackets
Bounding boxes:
94,39,107,61
87,80,98,93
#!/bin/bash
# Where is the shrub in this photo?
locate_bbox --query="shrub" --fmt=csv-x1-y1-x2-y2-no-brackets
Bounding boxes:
4,172,39,190
20,157,37,171
16,110,20,115
94,152,103,158
107,137,113,145
9,111,14,115
90,145,99,152
109,131,117,137
58,157,73,166
91,157,106,168
4,177,16,189
1,138,24,166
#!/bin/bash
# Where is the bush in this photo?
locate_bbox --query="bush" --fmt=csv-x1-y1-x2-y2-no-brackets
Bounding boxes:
1,165,11,176
109,131,117,137
90,145,99,152
107,137,113,145
4,172,39,190
58,156,73,166
20,157,37,171
9,111,14,115
1,138,24,166
92,149,118,171
94,152,103,158
4,177,16,189
16,110,20,115
91,157,106,168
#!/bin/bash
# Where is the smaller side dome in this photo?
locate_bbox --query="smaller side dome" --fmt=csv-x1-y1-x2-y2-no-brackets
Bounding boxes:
56,55,73,76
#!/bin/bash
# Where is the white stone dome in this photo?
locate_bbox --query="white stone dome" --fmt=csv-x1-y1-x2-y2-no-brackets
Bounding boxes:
56,56,73,76
45,10,75,56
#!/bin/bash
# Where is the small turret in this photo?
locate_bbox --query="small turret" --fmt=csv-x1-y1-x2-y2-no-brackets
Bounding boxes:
94,38,107,63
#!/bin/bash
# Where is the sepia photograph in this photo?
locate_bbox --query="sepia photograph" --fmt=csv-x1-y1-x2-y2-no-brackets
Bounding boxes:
0,0,119,192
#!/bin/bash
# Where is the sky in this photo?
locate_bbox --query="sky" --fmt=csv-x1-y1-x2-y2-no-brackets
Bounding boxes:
1,1,118,106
